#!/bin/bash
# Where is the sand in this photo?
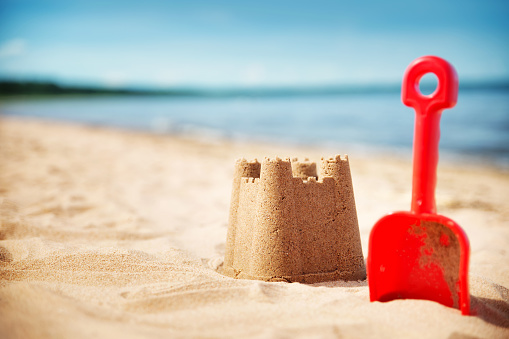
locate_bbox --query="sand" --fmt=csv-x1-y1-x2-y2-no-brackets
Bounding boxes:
0,116,508,338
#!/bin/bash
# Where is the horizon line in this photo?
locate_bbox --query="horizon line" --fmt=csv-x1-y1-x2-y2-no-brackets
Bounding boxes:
1,78,508,98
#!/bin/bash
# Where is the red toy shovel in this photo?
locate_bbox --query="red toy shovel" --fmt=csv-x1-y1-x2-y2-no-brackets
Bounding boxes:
367,56,470,315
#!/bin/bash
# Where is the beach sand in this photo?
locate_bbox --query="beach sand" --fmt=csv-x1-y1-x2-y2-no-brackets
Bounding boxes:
0,117,508,338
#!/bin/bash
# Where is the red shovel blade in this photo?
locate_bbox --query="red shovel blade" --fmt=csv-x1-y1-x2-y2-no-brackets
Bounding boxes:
368,212,470,314
367,56,470,315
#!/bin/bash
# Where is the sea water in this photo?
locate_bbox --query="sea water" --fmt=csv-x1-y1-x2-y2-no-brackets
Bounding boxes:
1,89,508,167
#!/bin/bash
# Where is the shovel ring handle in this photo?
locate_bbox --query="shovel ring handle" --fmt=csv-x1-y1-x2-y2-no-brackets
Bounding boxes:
402,56,459,115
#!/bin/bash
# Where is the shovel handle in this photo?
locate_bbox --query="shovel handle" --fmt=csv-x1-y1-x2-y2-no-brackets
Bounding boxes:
402,56,458,214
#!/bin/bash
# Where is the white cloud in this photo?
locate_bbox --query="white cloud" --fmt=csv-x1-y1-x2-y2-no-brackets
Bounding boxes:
0,38,27,58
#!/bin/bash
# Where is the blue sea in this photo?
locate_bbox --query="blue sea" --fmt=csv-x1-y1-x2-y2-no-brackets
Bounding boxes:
1,89,508,167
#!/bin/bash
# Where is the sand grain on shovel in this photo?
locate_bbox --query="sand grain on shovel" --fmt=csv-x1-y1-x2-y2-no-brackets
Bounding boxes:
410,221,461,308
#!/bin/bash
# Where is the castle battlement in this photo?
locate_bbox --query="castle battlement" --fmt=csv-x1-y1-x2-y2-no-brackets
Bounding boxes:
241,177,258,184
222,155,366,283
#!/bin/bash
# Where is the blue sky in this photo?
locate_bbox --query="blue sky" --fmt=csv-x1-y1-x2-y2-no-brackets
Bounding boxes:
0,0,508,88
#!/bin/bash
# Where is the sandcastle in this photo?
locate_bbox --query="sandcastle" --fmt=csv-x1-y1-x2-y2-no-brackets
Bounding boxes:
222,155,366,283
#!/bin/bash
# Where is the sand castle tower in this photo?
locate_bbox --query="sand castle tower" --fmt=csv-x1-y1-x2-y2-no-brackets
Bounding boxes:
222,155,366,283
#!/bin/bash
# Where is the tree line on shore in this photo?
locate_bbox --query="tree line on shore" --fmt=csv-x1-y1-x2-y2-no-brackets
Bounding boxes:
0,80,196,96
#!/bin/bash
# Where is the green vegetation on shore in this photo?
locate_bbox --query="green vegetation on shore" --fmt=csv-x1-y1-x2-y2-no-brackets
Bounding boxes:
0,80,198,97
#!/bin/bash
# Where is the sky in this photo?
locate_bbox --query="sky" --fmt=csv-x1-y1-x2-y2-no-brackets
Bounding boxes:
0,0,508,89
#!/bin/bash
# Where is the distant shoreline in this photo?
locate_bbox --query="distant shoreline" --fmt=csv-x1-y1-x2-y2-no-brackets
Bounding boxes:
1,79,508,99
